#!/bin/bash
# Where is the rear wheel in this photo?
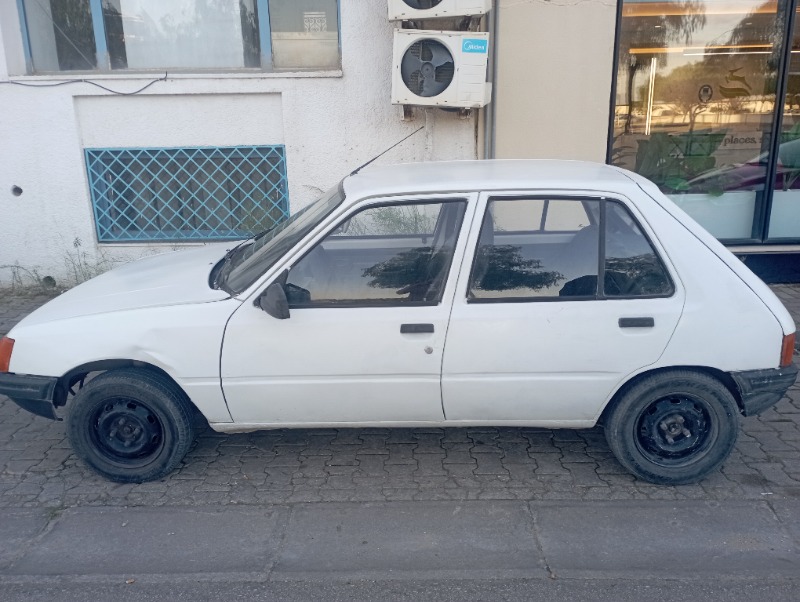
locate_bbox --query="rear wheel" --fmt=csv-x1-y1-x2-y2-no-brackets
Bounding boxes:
604,370,739,485
67,368,195,483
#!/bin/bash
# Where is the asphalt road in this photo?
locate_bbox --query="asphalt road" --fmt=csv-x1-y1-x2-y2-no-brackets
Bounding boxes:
2,500,800,601
2,579,800,602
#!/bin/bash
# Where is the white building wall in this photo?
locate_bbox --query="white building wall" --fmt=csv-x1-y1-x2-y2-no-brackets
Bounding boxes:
0,2,479,286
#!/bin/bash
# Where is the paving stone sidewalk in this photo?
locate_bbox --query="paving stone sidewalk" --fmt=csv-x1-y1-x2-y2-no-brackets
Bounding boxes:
0,286,799,510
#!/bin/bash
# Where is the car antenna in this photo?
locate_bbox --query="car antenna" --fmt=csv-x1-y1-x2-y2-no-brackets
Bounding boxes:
350,126,424,176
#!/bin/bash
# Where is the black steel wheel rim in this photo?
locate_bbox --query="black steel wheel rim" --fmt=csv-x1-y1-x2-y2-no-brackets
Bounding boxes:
89,398,165,467
635,395,714,466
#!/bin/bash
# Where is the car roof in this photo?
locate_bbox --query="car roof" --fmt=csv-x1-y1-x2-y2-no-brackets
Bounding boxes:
342,159,638,199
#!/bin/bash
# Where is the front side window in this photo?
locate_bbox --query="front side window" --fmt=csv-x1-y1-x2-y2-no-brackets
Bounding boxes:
20,0,340,72
224,182,346,294
285,200,467,307
468,197,673,301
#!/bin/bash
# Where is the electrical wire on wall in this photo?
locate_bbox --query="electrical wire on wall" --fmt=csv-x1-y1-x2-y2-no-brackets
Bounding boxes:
0,72,168,96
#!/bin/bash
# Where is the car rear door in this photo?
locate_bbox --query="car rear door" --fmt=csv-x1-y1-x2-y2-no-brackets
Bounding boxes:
441,192,686,425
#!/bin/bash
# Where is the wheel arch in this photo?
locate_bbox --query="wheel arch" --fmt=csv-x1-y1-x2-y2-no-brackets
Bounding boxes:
56,359,198,413
598,365,743,426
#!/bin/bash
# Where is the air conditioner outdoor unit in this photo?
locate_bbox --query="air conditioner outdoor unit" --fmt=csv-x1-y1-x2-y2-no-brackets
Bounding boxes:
391,30,491,108
388,0,492,21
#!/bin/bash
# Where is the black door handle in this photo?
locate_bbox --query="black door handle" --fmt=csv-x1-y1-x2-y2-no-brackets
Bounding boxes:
401,323,434,334
619,317,655,328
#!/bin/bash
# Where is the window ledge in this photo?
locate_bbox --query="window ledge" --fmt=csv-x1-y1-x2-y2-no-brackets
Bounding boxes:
5,69,343,84
98,242,212,248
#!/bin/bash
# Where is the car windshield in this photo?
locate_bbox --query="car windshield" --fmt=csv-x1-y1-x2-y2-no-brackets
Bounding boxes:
222,182,346,294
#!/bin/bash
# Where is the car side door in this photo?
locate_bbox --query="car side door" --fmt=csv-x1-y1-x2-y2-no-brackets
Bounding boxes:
221,194,476,426
441,192,686,425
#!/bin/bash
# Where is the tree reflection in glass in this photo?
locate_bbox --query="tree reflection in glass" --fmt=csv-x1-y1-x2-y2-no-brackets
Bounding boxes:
618,1,707,135
605,254,673,297
362,247,451,302
470,245,563,298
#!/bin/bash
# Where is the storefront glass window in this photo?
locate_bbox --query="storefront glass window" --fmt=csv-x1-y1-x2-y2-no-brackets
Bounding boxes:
610,0,787,240
769,7,800,238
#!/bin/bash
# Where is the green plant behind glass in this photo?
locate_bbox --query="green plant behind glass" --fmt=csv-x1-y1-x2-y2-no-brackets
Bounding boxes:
634,130,726,194
779,121,800,191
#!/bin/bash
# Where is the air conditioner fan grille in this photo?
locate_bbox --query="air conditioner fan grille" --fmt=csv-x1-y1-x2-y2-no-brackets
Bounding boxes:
400,39,455,98
402,0,444,9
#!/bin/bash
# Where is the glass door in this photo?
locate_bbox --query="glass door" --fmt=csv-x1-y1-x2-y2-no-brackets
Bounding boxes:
769,6,800,239
610,0,791,242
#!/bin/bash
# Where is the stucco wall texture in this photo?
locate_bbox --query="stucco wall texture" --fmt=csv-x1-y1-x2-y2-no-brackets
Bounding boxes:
0,2,479,286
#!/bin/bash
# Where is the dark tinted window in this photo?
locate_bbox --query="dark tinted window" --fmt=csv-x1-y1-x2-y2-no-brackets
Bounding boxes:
469,198,600,300
468,198,674,302
286,200,466,307
604,202,674,297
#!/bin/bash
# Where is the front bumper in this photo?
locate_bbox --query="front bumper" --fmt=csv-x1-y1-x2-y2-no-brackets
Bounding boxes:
731,364,798,417
0,373,60,420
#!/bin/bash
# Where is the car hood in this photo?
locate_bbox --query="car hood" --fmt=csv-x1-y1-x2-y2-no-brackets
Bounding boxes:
15,244,234,327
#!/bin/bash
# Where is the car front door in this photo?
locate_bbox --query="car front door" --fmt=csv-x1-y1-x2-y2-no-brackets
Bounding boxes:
221,195,475,425
441,192,686,424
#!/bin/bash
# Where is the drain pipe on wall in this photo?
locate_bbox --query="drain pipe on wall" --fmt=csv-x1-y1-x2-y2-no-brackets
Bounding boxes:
482,0,498,160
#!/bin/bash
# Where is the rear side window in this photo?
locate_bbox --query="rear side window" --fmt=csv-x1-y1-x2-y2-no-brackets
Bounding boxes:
468,197,673,302
604,202,673,297
491,198,592,233
469,198,599,300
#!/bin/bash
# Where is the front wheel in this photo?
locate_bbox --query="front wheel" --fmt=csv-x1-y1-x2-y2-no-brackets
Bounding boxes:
604,370,739,485
67,368,195,483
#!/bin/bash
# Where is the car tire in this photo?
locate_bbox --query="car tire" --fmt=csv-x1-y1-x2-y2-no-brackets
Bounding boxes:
604,370,739,485
67,368,195,483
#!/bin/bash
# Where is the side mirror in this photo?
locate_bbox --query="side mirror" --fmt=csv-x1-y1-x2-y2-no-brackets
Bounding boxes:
255,271,290,319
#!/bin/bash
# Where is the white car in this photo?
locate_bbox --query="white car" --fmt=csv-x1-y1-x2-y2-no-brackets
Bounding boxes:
0,160,796,485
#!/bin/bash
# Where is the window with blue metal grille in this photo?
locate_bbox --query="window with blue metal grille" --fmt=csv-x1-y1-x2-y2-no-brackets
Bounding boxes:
85,146,289,243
